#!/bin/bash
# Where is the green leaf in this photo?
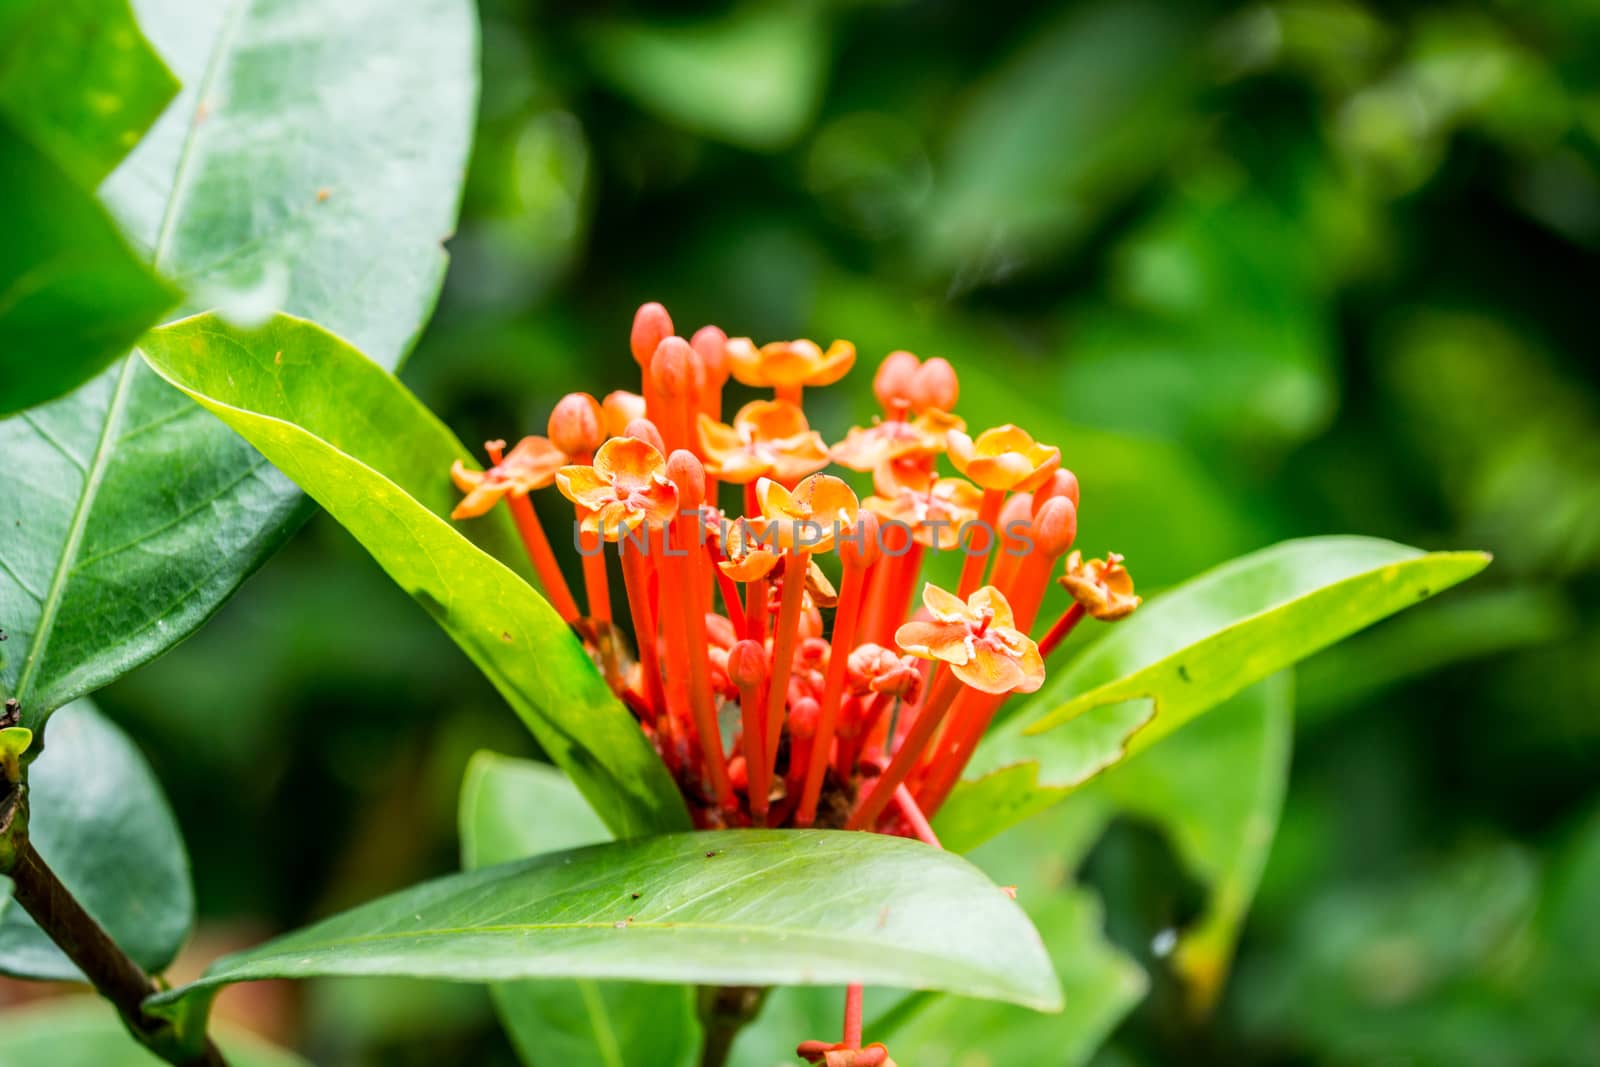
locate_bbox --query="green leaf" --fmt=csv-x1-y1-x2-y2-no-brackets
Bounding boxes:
0,700,192,981
461,753,699,1067
0,0,178,185
946,538,1487,850
1083,675,1293,1011
581,2,828,151
0,119,176,414
137,313,687,839
149,830,1062,1047
873,801,1144,1067
0,998,309,1067
0,0,477,728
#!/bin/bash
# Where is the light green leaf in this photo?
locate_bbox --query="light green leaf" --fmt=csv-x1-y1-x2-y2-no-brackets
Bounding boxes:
0,0,477,728
148,830,1063,1051
947,538,1487,849
461,753,699,1067
582,2,828,151
0,0,178,185
1083,675,1293,1012
138,313,687,839
0,700,192,981
0,119,176,414
0,998,308,1067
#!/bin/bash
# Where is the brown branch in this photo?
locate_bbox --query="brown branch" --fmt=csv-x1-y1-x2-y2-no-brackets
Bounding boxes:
7,838,228,1067
698,985,767,1067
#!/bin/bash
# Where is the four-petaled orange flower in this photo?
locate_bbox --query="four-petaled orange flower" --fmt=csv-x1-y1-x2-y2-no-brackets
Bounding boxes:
863,465,984,550
697,399,831,484
895,584,1045,694
946,424,1061,492
726,337,856,392
755,473,861,553
555,436,680,539
450,437,566,519
829,408,965,472
1059,550,1141,621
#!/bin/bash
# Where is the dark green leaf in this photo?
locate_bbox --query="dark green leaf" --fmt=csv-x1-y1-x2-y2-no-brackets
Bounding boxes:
0,120,176,414
461,753,699,1067
0,700,192,980
0,0,476,727
149,830,1062,1045
138,313,687,839
0,998,308,1067
0,0,178,185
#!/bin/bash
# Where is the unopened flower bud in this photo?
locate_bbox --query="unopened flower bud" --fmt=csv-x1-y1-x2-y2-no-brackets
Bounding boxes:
838,511,881,570
910,357,958,412
666,449,706,506
789,696,821,739
1032,496,1078,558
602,391,646,437
623,417,666,454
1033,468,1081,512
692,325,730,388
728,639,768,690
873,350,921,410
630,302,674,365
548,392,604,456
651,337,695,398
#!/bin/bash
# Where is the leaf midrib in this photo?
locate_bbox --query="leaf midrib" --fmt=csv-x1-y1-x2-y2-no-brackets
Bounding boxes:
12,0,249,716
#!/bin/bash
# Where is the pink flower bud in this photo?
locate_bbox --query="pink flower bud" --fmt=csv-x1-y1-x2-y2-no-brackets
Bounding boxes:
630,302,673,366
666,449,706,506
547,392,604,456
1032,496,1078,557
691,325,730,388
602,391,646,437
910,357,958,412
1033,468,1080,512
728,639,768,690
873,350,920,410
623,417,666,454
651,336,694,398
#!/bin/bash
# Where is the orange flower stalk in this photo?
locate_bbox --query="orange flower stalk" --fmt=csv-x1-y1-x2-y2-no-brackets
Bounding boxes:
440,301,1146,1058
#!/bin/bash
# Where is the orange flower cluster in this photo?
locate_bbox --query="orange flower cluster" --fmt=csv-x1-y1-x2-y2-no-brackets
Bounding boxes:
448,303,1141,1060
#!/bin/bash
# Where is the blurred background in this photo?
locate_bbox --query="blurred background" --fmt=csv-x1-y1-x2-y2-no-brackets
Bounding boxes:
8,0,1599,1062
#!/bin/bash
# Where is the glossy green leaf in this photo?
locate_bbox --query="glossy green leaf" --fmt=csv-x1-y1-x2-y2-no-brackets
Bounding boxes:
946,538,1487,850
1084,675,1293,1011
0,998,309,1067
0,699,192,981
0,119,176,414
138,313,686,839
148,830,1062,1051
0,0,476,728
0,0,178,185
582,3,828,151
461,753,699,1067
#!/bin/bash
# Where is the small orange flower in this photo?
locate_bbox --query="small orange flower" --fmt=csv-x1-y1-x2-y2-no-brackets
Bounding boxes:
554,436,680,539
697,399,831,484
718,518,838,606
726,337,856,391
450,437,566,519
895,584,1045,694
1059,551,1140,621
946,424,1061,493
846,644,924,702
755,474,861,553
863,466,984,550
798,1041,897,1067
829,409,965,472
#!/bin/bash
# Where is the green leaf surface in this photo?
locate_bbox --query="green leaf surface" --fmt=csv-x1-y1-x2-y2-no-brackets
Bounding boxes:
0,119,176,414
0,998,309,1067
461,753,699,1067
149,829,1062,1045
582,3,828,151
1084,675,1293,1011
0,0,476,728
0,0,178,185
0,700,192,981
138,313,686,839
945,538,1486,850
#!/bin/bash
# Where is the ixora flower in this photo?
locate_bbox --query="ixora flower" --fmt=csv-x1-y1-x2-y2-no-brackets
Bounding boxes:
447,302,1140,1062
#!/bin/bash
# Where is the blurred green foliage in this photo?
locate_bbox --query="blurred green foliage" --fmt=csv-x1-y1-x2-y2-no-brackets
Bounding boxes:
73,0,1600,1062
